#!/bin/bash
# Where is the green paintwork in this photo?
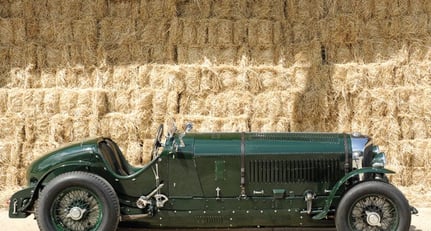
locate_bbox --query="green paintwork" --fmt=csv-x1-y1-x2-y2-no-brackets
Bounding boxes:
9,128,408,229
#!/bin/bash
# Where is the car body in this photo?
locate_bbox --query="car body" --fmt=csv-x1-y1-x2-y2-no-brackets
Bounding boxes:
9,124,417,230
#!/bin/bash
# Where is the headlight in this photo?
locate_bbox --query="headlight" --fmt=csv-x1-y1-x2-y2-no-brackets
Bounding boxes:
352,151,363,160
352,151,363,170
371,152,386,168
372,145,380,154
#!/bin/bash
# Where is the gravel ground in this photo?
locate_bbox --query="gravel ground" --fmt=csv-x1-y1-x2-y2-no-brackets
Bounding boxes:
0,208,428,231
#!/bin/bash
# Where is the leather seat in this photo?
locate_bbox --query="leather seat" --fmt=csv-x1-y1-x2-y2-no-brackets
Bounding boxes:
98,138,132,176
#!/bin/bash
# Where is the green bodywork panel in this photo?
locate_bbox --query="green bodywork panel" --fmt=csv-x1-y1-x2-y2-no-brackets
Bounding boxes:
9,131,399,229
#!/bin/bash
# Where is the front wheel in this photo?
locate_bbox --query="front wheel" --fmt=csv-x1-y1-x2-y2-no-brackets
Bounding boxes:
336,181,411,231
36,171,120,231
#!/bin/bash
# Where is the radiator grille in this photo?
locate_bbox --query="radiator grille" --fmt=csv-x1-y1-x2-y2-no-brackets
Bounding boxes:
248,159,341,183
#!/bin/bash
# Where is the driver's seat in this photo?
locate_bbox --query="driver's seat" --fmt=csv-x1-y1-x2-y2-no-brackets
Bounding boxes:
98,138,133,176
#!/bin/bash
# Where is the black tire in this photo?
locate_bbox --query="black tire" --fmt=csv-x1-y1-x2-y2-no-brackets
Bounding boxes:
336,181,411,231
36,171,120,231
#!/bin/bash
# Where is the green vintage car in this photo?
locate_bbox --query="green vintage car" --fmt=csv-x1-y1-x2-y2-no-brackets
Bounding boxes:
9,123,417,231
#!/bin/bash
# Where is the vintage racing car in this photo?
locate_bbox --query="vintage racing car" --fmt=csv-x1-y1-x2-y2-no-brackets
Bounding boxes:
9,123,417,230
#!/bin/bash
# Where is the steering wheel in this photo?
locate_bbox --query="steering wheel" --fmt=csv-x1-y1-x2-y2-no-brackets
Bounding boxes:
151,124,164,160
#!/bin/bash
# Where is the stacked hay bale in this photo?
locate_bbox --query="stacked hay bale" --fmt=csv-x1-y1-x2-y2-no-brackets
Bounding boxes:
0,0,430,204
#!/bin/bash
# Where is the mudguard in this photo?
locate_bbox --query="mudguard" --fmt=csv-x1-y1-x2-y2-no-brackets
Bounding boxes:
313,167,395,220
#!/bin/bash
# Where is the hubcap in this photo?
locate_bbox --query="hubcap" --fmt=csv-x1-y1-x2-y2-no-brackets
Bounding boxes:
366,211,382,227
66,207,87,221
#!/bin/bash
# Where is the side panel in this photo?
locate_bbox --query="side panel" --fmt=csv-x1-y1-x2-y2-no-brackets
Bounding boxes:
168,157,203,198
193,134,242,198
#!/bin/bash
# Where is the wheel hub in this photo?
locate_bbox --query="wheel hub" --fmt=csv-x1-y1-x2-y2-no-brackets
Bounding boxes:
66,207,86,221
365,211,382,227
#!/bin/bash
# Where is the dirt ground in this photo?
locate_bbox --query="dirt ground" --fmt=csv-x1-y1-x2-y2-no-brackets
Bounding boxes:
0,208,429,231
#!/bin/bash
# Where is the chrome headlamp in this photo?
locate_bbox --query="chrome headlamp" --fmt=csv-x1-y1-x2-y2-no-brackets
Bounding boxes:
372,151,386,168
371,145,386,168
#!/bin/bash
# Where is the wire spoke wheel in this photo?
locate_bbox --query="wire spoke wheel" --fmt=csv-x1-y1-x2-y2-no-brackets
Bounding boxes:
52,188,102,231
36,172,120,231
336,181,411,231
349,195,398,231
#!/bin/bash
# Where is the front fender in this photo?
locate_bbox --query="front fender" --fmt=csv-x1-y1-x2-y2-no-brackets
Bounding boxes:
8,161,92,218
312,167,395,220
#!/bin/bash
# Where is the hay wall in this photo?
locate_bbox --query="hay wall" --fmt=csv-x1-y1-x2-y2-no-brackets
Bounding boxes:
0,0,430,204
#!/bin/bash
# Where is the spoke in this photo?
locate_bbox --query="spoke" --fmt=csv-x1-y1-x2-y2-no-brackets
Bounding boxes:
52,188,101,231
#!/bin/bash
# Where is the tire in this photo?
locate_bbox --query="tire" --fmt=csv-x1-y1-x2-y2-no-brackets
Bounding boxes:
36,171,120,231
335,181,411,231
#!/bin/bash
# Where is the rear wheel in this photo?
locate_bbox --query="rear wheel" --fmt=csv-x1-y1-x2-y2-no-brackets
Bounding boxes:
36,171,119,231
336,181,411,231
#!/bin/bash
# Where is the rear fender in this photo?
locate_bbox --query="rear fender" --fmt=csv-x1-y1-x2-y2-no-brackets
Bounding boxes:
312,167,395,220
8,161,91,218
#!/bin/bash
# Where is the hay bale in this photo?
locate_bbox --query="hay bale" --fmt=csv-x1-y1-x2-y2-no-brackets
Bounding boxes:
69,43,98,67
34,116,50,142
111,66,138,89
136,65,151,87
74,90,93,117
21,89,43,116
249,19,274,46
252,91,283,119
138,18,169,44
290,89,331,132
40,19,73,44
217,67,248,90
179,19,196,45
110,90,132,113
71,18,97,45
179,66,201,93
0,117,14,140
100,17,136,44
206,91,253,117
0,1,10,18
175,0,211,18
49,114,73,143
0,89,8,115
0,142,12,168
92,65,112,88
37,67,54,88
43,90,60,115
72,116,91,140
250,118,275,132
92,90,109,117
152,90,169,118
179,92,209,116
140,139,154,164
80,0,107,19
249,0,285,20
212,0,247,19
209,19,234,45
7,90,24,114
139,0,177,20
220,116,250,132
59,89,78,113
125,141,143,165
130,89,153,113
0,19,13,44
250,46,278,64
107,0,137,18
